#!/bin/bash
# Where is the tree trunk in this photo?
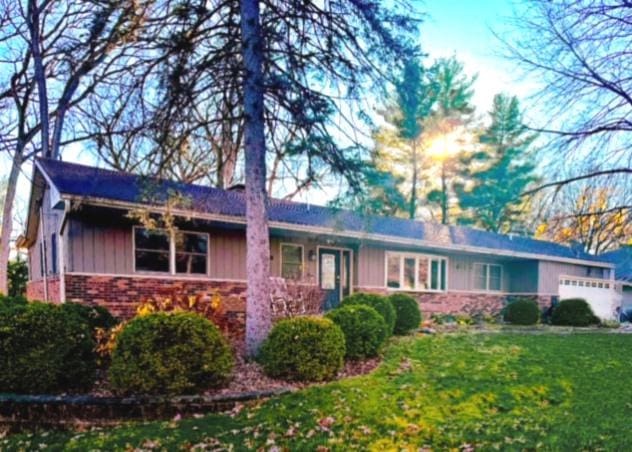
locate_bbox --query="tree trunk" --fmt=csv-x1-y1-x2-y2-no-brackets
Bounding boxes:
240,0,271,356
409,140,418,220
27,0,51,158
441,161,448,224
0,151,23,295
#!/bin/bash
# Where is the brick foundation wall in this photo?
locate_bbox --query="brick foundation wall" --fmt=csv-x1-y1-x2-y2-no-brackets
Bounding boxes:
64,274,247,321
26,278,61,304
357,287,509,317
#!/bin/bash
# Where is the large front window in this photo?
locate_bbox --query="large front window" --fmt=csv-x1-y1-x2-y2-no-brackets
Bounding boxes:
134,227,208,275
385,252,447,292
473,263,502,291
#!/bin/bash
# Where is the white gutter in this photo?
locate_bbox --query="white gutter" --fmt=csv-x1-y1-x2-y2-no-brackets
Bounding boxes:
57,200,69,303
61,194,615,269
38,204,48,302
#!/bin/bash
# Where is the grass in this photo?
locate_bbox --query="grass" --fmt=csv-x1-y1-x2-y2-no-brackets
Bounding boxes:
4,332,632,451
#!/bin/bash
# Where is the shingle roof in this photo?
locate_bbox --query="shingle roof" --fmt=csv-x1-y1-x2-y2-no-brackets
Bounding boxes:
601,247,632,281
37,158,608,264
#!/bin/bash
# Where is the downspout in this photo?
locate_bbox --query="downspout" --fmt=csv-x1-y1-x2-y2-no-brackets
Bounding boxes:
39,204,48,302
57,200,69,303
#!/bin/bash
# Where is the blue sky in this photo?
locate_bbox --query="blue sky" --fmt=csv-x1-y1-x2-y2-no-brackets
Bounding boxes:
3,0,539,236
418,0,534,113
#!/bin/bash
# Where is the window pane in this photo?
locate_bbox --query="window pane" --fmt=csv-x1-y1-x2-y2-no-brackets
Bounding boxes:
474,263,487,290
281,245,303,279
135,250,170,272
387,255,401,288
175,232,207,254
176,254,207,274
320,253,336,290
489,265,501,291
440,259,447,291
430,259,439,290
135,228,169,251
403,258,415,290
417,258,429,290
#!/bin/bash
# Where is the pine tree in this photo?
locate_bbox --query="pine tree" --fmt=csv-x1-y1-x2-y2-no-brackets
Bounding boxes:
373,58,435,219
456,94,537,233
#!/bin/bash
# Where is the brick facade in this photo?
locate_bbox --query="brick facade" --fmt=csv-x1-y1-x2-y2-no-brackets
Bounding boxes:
27,275,555,337
356,287,553,317
63,274,247,321
26,278,62,304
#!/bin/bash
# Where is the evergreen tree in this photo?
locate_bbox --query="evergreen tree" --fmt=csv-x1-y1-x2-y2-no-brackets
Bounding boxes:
373,58,436,219
456,94,537,233
425,56,476,224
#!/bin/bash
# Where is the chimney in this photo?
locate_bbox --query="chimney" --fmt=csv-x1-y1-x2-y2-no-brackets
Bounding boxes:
227,183,245,192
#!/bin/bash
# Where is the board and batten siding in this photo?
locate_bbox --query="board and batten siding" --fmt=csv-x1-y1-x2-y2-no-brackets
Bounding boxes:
537,261,608,294
356,245,541,293
29,188,63,281
67,220,248,280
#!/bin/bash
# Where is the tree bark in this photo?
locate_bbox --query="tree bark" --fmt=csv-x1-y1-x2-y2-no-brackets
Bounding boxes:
409,140,418,220
27,0,51,158
441,160,448,225
0,150,23,295
240,0,271,356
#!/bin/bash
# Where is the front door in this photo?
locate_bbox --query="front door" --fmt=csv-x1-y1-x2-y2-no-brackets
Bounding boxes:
319,248,351,310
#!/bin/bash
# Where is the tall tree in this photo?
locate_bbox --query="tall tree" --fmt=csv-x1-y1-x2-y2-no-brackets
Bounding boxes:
239,0,270,356
425,56,476,224
455,94,537,233
534,176,632,254
502,0,632,204
0,0,145,294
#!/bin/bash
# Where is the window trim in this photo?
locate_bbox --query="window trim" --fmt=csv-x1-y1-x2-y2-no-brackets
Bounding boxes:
279,242,305,280
384,251,448,293
132,226,210,276
473,262,503,292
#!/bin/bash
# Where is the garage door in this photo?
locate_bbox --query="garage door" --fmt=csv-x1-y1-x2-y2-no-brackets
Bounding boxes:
559,276,620,321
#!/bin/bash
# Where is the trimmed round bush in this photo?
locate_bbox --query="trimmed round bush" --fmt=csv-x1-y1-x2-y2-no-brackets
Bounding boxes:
60,302,118,333
326,305,388,359
552,298,599,327
0,302,96,393
388,293,422,335
109,312,234,395
342,292,396,335
258,316,345,381
504,298,540,325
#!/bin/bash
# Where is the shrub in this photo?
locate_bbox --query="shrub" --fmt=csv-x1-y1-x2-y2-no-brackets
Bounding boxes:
8,259,28,298
342,292,396,335
259,316,345,381
551,298,599,327
109,313,234,395
504,298,540,325
388,293,422,335
0,294,28,313
60,302,118,333
0,302,96,393
326,305,387,359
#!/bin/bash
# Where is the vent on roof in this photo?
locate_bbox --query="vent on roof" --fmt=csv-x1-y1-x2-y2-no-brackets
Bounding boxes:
228,183,245,192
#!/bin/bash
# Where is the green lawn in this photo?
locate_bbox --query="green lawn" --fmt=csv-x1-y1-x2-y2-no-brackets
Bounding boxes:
5,332,632,451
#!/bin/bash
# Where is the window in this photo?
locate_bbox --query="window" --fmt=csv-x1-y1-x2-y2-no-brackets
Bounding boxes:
281,244,303,279
50,233,57,274
134,227,208,275
473,263,502,291
385,252,447,292
135,228,170,272
175,232,208,275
